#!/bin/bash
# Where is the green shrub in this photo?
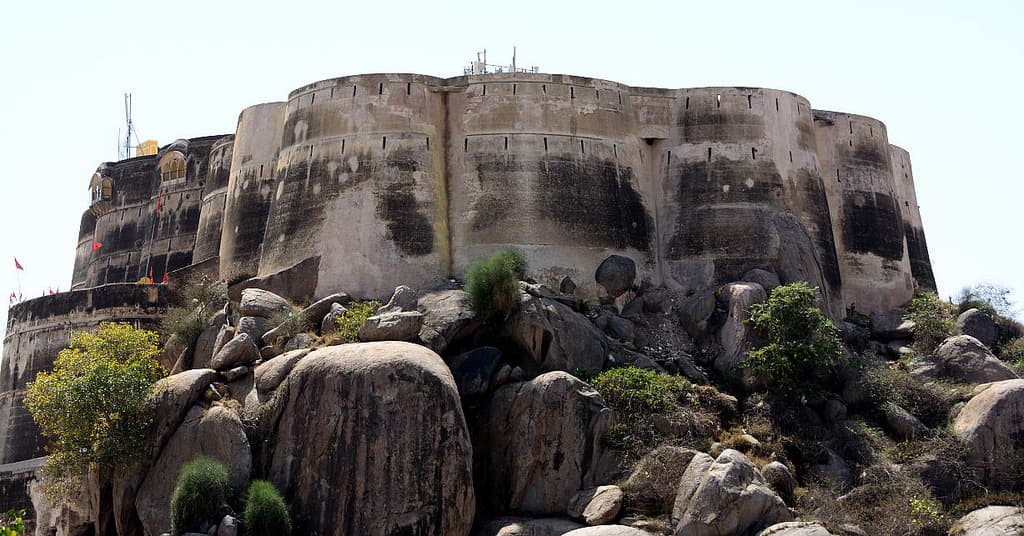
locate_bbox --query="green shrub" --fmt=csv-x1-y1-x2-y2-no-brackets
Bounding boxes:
465,248,527,320
590,366,691,416
744,282,842,395
1001,337,1024,371
24,322,166,500
267,307,309,341
245,480,291,536
905,292,955,355
161,276,227,348
170,457,231,535
858,366,953,429
334,301,382,343
0,509,26,536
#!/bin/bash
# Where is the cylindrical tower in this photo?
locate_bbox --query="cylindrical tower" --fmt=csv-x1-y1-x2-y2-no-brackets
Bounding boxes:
71,209,97,289
258,74,450,298
220,103,286,281
661,88,843,316
194,135,235,264
890,144,935,291
814,110,913,314
447,73,656,296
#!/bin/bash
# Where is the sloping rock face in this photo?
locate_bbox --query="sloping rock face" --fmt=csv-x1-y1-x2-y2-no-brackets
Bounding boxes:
135,405,251,536
417,290,480,355
265,342,475,536
506,296,608,374
936,335,1019,383
948,506,1024,535
953,379,1024,490
672,449,792,536
716,282,766,386
956,308,997,348
473,372,616,515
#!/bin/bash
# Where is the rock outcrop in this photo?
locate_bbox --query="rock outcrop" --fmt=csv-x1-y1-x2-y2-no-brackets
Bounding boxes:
953,379,1024,490
948,506,1024,536
595,255,637,298
417,290,481,355
506,296,608,374
716,282,766,386
567,485,624,526
757,522,837,536
956,308,997,348
935,335,1018,384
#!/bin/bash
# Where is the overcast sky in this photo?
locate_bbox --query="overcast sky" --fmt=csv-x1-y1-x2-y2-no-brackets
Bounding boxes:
1,0,1021,342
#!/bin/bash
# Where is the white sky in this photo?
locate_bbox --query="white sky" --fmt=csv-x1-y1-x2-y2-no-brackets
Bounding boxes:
1,0,1021,342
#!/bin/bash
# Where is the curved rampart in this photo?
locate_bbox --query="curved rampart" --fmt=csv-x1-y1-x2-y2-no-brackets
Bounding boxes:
193,135,235,264
890,144,935,291
0,285,168,464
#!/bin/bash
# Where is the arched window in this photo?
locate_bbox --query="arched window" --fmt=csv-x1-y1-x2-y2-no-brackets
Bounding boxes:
89,173,113,203
160,152,187,181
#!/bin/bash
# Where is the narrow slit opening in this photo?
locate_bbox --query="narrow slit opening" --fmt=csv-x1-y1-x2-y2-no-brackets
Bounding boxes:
543,137,548,152
426,137,430,150
596,89,600,100
716,94,721,108
464,138,468,152
513,83,517,95
618,93,622,105
580,140,585,154
751,147,757,159
707,147,712,160
850,121,854,134
775,98,779,111
504,137,508,151
613,144,617,157
310,93,315,105
686,96,690,109
482,84,486,96
407,82,411,95
542,84,546,93
570,87,575,99
259,164,264,178
382,136,387,150
353,85,357,97
789,151,793,163
747,95,752,108
378,82,383,95
330,88,334,99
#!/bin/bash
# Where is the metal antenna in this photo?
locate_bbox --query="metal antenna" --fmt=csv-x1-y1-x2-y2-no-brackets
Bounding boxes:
120,93,142,160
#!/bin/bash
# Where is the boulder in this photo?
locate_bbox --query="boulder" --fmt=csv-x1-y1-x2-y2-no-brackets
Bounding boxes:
560,276,577,295
506,296,608,374
209,333,260,370
135,405,251,536
953,379,1024,490
677,290,716,339
813,449,855,488
595,255,637,298
883,403,929,440
473,371,615,515
448,346,505,397
207,325,236,365
29,470,93,536
476,517,585,536
359,311,425,342
148,369,218,449
193,324,223,371
742,269,781,293
604,315,635,343
217,515,239,536
283,332,313,350
716,282,767,385
378,285,419,314
761,461,798,506
568,486,624,526
417,290,481,354
870,309,912,340
757,522,837,536
238,287,292,319
297,292,351,330
221,365,249,382
948,506,1024,536
158,334,186,372
265,342,475,536
320,302,348,335
563,527,654,535
236,316,271,345
254,348,310,394
956,308,998,348
672,450,792,536
936,335,1019,384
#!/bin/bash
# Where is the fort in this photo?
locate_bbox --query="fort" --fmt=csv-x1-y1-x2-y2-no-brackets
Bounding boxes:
1,71,933,476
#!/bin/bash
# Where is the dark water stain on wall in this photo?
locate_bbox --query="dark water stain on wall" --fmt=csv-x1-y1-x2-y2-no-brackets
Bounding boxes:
796,116,816,150
377,182,434,256
903,222,936,290
794,169,842,291
841,192,904,260
677,108,765,143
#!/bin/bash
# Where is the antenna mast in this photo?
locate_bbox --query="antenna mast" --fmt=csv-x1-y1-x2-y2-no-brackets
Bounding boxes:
120,93,141,160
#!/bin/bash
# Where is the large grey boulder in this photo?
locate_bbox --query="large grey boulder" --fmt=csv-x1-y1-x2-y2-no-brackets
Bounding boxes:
378,285,419,314
236,316,271,345
936,335,1019,384
135,405,251,536
672,449,792,536
883,403,929,440
474,371,615,515
757,522,837,536
563,527,653,536
953,379,1024,490
296,292,351,331
209,332,260,370
149,369,218,448
622,446,698,516
193,324,223,371
506,295,608,373
448,346,505,397
476,517,585,536
595,255,637,298
716,282,767,385
742,269,781,293
948,506,1024,535
677,290,716,339
359,311,425,341
29,469,93,536
761,461,798,506
265,342,475,536
417,290,481,354
956,308,998,348
238,288,291,319
254,348,310,395
320,302,348,335
567,485,624,526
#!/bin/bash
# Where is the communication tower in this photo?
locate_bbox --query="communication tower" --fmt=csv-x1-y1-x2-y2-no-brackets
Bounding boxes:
464,47,539,75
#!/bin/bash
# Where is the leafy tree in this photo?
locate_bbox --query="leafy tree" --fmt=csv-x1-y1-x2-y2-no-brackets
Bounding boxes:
465,248,527,320
955,283,1016,317
0,510,26,536
24,322,166,499
905,292,955,355
744,282,842,395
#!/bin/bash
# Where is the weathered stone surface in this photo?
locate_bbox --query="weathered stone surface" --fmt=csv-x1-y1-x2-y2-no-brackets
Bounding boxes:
474,371,615,515
870,309,911,340
813,448,855,488
476,517,585,536
448,346,504,397
956,308,998,348
742,269,781,293
936,335,1019,384
761,461,798,506
672,450,792,536
948,506,1024,536
359,311,425,341
29,470,93,536
206,325,236,367
254,348,310,394
568,485,624,526
716,282,766,385
883,403,929,439
563,527,653,536
136,405,251,536
266,342,474,536
192,324,222,371
595,255,637,298
560,276,577,295
677,290,716,339
221,365,249,382
378,285,419,314
238,288,291,319
757,522,837,536
148,369,218,449
953,379,1024,490
320,302,348,335
216,515,239,536
506,296,608,374
209,333,259,370
283,332,312,350
236,316,271,344
417,290,481,354
297,292,351,331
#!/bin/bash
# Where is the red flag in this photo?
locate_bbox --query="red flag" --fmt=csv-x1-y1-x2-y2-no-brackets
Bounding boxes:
149,267,154,279
48,288,55,295
14,258,23,270
92,241,102,251
9,292,15,303
155,193,163,214
162,272,168,284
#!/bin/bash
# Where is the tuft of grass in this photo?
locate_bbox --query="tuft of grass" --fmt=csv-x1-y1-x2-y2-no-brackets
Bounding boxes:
244,480,291,536
334,301,382,343
465,248,527,320
858,366,953,429
170,457,231,535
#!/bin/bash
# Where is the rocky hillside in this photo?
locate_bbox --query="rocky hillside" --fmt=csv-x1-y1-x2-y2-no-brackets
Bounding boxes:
28,255,1024,536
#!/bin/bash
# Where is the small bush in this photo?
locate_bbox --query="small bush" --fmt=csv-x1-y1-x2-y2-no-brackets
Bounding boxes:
858,366,953,429
591,366,691,416
465,248,527,320
245,480,291,536
267,307,309,341
905,292,954,355
800,471,949,535
745,282,842,395
334,301,382,343
170,457,231,535
162,276,227,348
1001,337,1024,371
0,509,26,536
